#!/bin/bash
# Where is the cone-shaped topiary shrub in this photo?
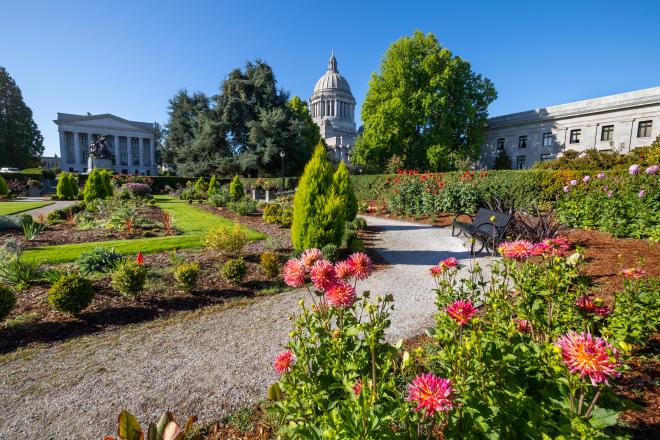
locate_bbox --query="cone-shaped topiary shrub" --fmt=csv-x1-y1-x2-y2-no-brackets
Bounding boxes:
207,175,220,196
194,177,208,193
48,274,94,314
333,160,358,222
56,172,78,200
0,284,16,321
292,143,345,250
0,175,8,196
229,175,244,201
83,168,112,203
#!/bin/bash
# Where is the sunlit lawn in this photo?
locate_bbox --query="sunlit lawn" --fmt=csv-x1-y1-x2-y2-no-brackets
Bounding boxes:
0,201,52,215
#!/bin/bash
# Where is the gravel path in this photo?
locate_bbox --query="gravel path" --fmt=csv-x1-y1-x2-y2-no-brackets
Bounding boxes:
18,197,76,218
0,216,491,438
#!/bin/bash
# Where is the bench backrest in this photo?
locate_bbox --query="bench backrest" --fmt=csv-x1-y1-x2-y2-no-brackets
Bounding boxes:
473,208,513,230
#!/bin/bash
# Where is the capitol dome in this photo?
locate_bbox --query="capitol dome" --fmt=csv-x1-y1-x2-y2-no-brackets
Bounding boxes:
309,53,357,164
313,54,352,93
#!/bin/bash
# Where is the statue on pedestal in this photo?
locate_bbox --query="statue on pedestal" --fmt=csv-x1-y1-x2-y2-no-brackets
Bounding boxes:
87,134,114,172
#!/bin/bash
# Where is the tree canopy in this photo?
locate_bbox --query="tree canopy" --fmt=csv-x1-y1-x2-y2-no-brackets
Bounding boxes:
165,60,320,177
0,66,44,167
351,31,496,172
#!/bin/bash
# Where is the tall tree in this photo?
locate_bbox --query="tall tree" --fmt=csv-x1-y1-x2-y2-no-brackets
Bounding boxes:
352,31,496,172
0,66,44,167
164,90,210,174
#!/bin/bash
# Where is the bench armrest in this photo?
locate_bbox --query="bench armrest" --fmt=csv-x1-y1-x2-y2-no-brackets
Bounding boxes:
473,221,507,237
452,212,474,223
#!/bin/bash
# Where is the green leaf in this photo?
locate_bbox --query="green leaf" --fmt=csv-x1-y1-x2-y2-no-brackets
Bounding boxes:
588,407,620,429
117,410,143,440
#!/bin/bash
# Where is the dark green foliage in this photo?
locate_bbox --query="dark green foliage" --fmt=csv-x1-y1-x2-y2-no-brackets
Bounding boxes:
229,175,244,201
76,247,123,273
48,274,94,314
0,258,40,290
22,220,45,240
55,172,79,200
46,203,85,223
354,217,367,230
0,284,16,321
111,259,148,299
207,188,231,207
173,261,200,292
493,150,512,170
352,31,496,172
221,257,247,284
320,243,339,262
0,66,44,167
83,168,112,203
0,175,8,196
0,215,19,230
292,144,345,250
333,161,358,221
228,197,258,215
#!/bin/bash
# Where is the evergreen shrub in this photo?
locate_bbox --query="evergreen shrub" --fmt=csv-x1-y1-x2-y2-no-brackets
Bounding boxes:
333,160,358,221
229,175,244,201
0,285,16,321
259,251,280,278
111,260,147,299
221,257,246,284
48,274,94,314
173,261,200,292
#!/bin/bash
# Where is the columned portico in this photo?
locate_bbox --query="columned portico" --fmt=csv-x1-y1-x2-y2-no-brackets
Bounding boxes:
54,113,157,175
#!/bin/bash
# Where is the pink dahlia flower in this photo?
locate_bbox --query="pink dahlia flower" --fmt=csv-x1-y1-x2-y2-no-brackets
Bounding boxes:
514,318,531,333
429,265,444,277
310,260,338,292
283,258,307,288
556,332,620,386
638,189,646,198
542,237,571,256
498,240,534,259
621,267,646,278
273,350,295,374
325,282,356,308
440,257,459,269
645,164,659,174
570,179,578,186
629,164,640,175
446,300,478,326
576,296,611,317
406,373,455,416
597,172,606,179
300,248,323,269
531,241,552,257
583,175,590,183
347,252,373,280
334,260,355,280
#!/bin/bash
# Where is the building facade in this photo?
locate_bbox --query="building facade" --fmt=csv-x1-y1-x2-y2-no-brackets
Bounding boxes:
40,155,61,170
309,53,357,163
54,113,157,175
482,87,660,169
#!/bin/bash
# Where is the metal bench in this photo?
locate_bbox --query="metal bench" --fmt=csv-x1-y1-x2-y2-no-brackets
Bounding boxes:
452,208,513,254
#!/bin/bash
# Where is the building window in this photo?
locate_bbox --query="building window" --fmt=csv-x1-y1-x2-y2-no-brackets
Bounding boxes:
542,132,553,147
516,155,526,169
122,169,128,174
497,138,505,151
79,133,89,164
518,135,527,149
637,120,653,138
119,137,128,166
540,153,551,162
569,129,581,144
105,136,115,164
131,137,140,165
146,170,151,176
143,139,151,166
601,125,614,141
65,132,75,163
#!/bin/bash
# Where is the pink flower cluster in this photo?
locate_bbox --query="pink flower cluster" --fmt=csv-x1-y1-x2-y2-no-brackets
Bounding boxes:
498,237,571,260
273,350,295,374
429,257,461,277
445,300,478,326
282,249,373,308
556,331,620,386
406,373,455,416
514,318,531,333
620,267,646,279
575,296,611,317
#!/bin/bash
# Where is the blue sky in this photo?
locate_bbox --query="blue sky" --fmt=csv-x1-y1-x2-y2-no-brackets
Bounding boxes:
2,0,659,156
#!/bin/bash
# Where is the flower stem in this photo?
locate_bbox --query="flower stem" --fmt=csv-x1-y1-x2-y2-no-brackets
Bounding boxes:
584,388,602,418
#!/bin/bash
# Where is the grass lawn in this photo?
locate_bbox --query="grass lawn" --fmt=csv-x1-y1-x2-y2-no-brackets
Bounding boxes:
22,196,265,264
0,201,53,215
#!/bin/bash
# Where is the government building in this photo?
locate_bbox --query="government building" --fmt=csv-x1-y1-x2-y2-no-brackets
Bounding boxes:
482,87,660,169
309,53,357,163
54,113,157,175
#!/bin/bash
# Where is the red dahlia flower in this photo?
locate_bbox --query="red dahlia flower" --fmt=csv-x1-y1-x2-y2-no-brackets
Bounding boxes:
406,373,455,416
347,252,373,280
325,282,356,308
556,331,620,386
310,260,338,291
498,240,534,259
273,350,295,374
334,260,355,280
446,300,478,326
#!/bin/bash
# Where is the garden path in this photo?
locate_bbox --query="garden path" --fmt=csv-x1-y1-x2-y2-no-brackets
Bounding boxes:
0,216,493,438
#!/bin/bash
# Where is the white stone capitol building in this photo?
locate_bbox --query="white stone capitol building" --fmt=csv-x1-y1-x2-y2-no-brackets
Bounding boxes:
309,53,357,163
54,113,157,175
482,86,660,169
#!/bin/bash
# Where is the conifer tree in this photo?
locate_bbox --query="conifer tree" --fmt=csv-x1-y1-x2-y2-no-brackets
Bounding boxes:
292,144,345,250
83,168,111,203
229,175,244,201
56,172,77,200
0,175,8,196
194,176,207,193
333,160,358,222
207,175,219,196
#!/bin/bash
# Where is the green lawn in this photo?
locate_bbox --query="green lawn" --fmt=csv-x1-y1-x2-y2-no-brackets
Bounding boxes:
0,201,53,215
22,196,265,264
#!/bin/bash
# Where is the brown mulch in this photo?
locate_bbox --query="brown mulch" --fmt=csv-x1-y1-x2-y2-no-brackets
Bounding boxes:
0,205,175,247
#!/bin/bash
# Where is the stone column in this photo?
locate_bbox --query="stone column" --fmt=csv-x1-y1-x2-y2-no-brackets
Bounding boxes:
127,136,133,171
73,132,82,165
59,130,68,164
113,135,120,167
139,138,144,169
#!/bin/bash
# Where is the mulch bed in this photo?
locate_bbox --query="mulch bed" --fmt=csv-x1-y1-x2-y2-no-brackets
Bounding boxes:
0,205,175,248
